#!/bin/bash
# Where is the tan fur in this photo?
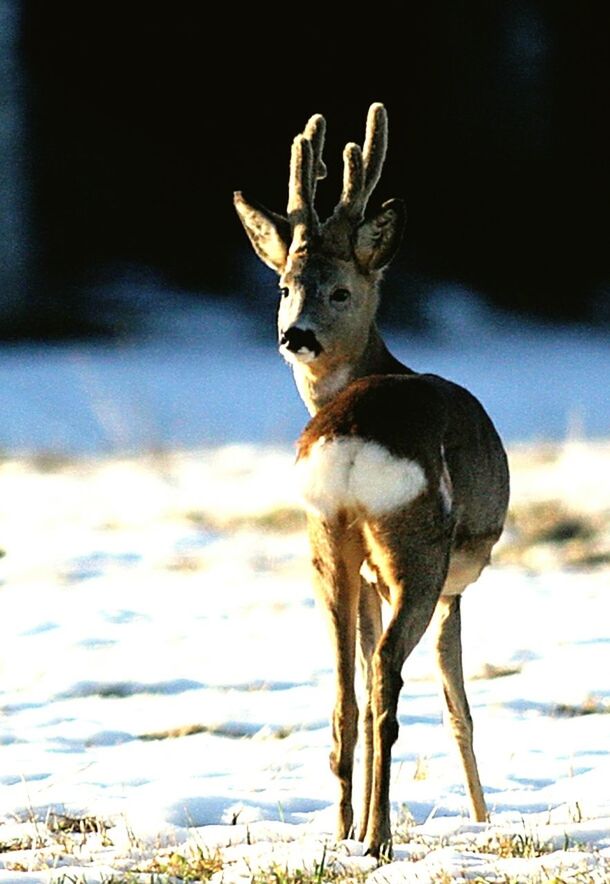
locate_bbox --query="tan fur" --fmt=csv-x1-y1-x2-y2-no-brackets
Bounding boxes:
234,104,509,857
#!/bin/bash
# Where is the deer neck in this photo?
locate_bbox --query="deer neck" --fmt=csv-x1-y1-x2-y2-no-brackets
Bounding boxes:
292,323,413,415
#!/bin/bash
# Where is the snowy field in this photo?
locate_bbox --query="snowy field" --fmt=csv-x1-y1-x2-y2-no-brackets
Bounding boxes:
0,283,608,454
0,288,609,882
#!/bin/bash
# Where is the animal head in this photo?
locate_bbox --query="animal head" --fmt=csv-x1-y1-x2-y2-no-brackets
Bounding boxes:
234,104,405,370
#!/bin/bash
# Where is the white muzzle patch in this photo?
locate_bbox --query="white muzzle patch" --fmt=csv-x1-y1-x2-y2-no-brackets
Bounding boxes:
279,344,317,365
296,436,428,518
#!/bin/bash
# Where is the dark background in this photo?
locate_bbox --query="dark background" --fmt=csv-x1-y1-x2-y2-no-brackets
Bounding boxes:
5,1,610,339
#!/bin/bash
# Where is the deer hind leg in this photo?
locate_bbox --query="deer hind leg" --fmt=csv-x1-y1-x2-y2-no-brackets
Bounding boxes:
355,576,383,842
363,515,452,856
307,512,364,840
433,594,487,821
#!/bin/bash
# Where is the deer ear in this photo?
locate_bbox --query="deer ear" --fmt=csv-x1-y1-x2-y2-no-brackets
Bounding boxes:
234,192,290,274
354,199,405,271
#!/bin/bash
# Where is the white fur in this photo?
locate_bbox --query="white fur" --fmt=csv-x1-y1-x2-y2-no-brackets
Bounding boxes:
315,365,352,401
293,364,352,412
280,344,316,365
360,559,378,583
296,436,428,518
439,445,453,514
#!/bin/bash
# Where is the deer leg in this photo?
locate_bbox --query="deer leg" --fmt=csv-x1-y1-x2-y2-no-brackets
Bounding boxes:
307,513,363,840
363,518,452,857
364,593,441,855
355,578,383,842
433,594,487,821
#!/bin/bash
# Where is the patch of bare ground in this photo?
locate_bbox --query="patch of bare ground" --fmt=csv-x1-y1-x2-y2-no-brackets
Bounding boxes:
497,442,610,572
498,500,610,570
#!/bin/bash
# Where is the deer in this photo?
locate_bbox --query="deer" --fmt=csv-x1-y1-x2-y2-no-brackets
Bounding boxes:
234,103,509,857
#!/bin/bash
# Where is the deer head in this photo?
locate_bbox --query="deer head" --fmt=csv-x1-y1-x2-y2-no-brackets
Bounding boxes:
234,104,405,386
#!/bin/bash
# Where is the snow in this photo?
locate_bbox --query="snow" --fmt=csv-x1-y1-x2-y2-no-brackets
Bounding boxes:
0,285,609,881
0,283,608,456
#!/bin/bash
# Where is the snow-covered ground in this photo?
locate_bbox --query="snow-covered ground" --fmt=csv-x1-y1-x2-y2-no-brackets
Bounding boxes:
0,283,608,455
0,286,609,881
1,439,609,882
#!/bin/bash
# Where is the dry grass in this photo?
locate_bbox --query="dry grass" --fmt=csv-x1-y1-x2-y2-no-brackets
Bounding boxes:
187,506,306,535
139,843,225,881
473,831,555,859
553,696,610,717
497,499,610,571
472,662,524,680
138,722,293,741
136,840,369,884
1,811,607,884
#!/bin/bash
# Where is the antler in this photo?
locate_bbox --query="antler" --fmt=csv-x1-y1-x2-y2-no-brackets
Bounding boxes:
286,104,386,251
335,102,388,222
287,114,327,253
234,102,395,274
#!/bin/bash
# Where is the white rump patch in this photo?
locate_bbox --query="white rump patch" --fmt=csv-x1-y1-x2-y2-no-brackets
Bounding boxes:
296,436,428,518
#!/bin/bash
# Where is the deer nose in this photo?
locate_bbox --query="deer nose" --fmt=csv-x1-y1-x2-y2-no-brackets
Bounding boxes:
279,326,323,356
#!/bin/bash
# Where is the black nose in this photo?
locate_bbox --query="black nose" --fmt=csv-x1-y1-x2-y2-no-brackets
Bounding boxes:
280,326,323,356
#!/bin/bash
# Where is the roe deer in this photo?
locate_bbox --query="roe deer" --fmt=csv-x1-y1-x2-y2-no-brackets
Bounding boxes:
234,103,509,856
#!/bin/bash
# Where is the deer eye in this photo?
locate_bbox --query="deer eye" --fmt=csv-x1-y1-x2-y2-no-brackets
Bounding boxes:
330,288,350,304
279,287,290,299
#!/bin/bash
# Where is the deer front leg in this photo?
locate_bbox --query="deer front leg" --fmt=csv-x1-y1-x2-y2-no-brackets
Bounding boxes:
356,578,383,842
308,513,363,841
433,595,487,821
330,646,358,840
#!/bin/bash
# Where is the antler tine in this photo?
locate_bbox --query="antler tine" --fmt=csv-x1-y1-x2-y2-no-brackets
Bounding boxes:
362,102,388,200
335,102,388,221
287,113,327,251
304,113,328,199
287,134,315,251
339,142,364,212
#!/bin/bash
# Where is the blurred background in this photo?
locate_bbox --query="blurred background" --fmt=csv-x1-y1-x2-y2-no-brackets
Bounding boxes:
0,0,608,452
